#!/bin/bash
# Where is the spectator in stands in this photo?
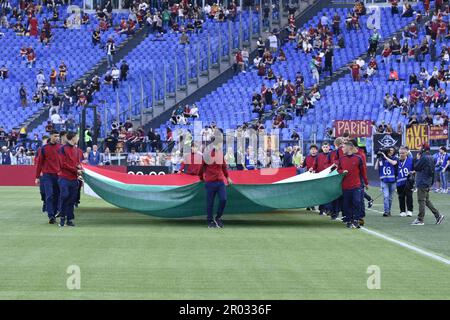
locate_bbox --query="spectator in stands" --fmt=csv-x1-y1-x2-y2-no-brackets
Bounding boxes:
310,56,320,84
120,60,129,81
387,68,403,81
88,145,101,166
101,147,112,165
332,13,341,35
349,60,361,81
402,3,414,17
282,146,293,168
382,44,392,64
0,144,12,164
127,148,140,166
106,38,116,68
268,32,278,54
180,32,189,44
26,48,36,68
111,66,120,91
0,65,8,80
241,47,249,70
234,50,245,73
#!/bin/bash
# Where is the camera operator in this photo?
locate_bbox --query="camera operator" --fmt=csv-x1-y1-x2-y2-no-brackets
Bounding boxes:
396,146,414,217
374,147,398,217
411,143,445,226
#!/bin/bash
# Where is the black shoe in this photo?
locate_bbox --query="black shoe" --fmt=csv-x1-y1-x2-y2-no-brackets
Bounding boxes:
207,221,217,228
436,215,445,225
353,220,361,229
59,218,65,227
48,218,56,224
66,220,75,227
319,210,326,216
383,212,391,217
346,222,355,229
215,218,224,228
368,199,374,208
306,207,311,211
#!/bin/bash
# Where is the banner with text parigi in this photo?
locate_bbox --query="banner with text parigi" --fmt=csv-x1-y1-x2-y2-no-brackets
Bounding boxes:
406,124,429,150
333,120,372,137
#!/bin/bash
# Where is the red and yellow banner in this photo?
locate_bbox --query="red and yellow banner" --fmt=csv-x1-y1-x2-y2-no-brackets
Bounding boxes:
429,125,449,141
406,125,429,150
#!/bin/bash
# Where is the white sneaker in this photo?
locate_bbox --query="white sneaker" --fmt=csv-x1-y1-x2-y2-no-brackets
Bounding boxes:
399,212,407,217
406,211,413,217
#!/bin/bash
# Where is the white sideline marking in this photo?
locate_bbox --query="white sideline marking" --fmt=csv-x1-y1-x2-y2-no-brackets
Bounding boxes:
362,208,450,266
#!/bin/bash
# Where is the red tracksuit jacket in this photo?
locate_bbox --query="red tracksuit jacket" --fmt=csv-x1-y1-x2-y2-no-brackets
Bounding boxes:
198,150,229,183
316,152,332,172
337,154,369,190
58,144,81,181
35,142,61,178
302,154,318,171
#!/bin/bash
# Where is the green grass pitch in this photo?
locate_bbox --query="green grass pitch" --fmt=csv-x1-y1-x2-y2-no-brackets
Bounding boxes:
0,186,449,299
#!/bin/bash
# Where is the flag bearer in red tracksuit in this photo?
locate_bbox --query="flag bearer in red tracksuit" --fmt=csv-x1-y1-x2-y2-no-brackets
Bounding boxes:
198,145,233,229
316,142,333,215
350,139,373,225
58,132,82,227
35,130,60,224
330,137,344,220
337,141,369,228
300,144,318,211
179,143,203,175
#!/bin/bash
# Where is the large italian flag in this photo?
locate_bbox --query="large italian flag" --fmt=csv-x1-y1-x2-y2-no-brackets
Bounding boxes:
82,165,344,218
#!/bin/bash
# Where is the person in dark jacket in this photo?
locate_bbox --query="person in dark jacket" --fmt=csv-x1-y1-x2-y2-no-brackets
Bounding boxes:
282,146,293,167
120,60,129,81
411,143,445,225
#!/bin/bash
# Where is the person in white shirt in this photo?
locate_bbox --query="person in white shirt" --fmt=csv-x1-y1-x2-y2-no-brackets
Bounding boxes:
320,14,329,27
190,105,199,118
204,4,211,16
139,2,148,11
268,33,278,53
253,56,262,67
241,47,249,70
356,57,365,69
111,66,120,91
36,70,45,89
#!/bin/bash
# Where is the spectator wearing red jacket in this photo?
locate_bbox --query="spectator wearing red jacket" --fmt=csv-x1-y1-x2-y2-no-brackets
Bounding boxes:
58,132,82,227
199,145,233,228
35,130,60,223
337,141,369,228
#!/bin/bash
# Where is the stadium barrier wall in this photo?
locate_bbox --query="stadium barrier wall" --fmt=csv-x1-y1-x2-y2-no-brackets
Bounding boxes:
0,166,127,186
1,165,382,187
